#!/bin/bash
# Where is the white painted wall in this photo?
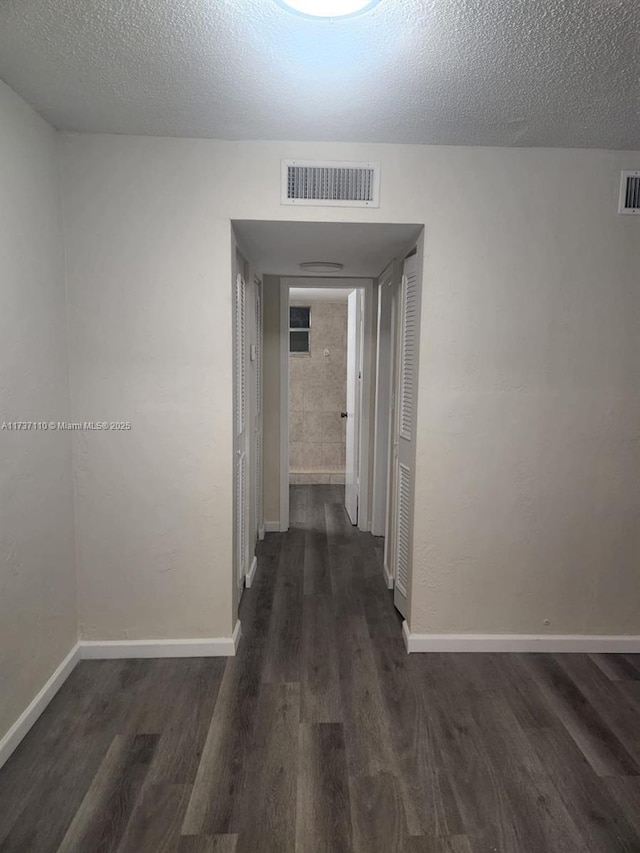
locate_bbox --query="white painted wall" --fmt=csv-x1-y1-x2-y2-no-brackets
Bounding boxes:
0,81,76,743
59,133,640,640
60,137,235,640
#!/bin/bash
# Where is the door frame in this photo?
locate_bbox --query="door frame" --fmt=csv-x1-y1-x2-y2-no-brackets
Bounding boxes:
232,246,248,606
231,228,263,615
344,288,363,525
372,232,425,595
388,234,425,622
371,259,396,540
279,276,374,532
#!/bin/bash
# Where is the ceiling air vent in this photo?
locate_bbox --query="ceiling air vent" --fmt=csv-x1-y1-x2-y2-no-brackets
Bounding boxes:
282,160,380,208
619,171,640,214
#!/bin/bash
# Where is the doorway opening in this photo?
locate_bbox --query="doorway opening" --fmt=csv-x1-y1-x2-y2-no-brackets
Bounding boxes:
287,281,367,526
231,220,424,627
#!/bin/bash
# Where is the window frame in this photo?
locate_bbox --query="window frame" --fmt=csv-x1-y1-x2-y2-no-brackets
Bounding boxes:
289,305,311,355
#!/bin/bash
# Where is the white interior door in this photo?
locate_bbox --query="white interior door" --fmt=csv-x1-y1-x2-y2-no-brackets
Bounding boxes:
344,289,361,525
234,270,248,596
393,253,419,618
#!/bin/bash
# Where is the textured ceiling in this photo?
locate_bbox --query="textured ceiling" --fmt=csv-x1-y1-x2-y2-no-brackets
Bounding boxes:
0,0,638,148
234,221,422,276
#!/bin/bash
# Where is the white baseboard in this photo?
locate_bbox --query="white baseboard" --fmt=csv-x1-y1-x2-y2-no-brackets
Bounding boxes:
383,562,394,590
245,556,258,588
0,643,81,771
232,619,242,652
80,621,242,659
258,525,265,541
0,623,243,772
402,625,640,654
264,521,280,533
402,621,411,651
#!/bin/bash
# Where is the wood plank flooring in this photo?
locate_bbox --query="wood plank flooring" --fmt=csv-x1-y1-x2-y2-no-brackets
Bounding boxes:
2,484,640,852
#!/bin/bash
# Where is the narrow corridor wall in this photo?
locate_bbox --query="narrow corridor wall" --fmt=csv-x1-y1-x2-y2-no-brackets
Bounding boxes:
0,81,76,748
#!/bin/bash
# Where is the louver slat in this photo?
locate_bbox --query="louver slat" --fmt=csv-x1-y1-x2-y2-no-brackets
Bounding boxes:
619,171,640,214
399,269,418,441
237,451,246,578
235,274,246,436
282,160,379,207
625,176,640,209
255,431,261,531
396,463,411,597
255,291,262,415
287,165,375,200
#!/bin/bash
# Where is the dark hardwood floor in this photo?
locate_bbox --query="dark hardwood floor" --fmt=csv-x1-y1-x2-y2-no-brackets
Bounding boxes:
2,484,640,852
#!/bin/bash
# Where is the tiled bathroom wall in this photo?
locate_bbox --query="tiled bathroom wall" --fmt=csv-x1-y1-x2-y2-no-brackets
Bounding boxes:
289,299,347,485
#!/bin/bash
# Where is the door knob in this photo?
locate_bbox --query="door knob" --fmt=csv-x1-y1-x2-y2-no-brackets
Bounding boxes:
340,412,348,418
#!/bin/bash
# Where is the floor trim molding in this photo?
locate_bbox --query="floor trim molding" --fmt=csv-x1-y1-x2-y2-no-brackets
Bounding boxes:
1,623,243,771
264,521,280,533
231,619,242,652
258,525,265,541
80,625,242,660
0,643,81,771
402,626,640,653
245,556,258,588
383,562,394,590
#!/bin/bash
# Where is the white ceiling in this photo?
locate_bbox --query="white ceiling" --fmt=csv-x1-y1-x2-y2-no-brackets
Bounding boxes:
234,220,422,276
0,0,638,148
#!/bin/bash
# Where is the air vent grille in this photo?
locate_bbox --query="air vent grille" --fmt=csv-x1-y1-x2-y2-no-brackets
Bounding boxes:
619,171,640,214
282,160,380,207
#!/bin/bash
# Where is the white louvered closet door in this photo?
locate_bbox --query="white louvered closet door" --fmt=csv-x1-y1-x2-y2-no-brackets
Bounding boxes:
393,253,419,618
235,272,247,592
254,283,263,537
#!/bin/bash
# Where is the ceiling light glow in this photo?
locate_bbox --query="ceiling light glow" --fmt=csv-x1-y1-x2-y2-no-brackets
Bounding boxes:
277,0,380,18
300,262,344,272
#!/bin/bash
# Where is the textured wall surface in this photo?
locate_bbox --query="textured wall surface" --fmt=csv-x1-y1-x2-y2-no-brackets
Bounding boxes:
59,133,640,641
0,81,76,742
289,300,347,484
0,0,639,149
60,138,235,641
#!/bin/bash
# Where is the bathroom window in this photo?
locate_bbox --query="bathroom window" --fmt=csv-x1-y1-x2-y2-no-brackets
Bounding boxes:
290,306,310,354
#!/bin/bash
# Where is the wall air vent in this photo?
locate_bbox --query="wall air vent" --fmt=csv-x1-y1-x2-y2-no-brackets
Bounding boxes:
619,171,640,214
282,160,380,207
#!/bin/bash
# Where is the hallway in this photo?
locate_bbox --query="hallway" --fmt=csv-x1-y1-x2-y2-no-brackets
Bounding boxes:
2,485,640,852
